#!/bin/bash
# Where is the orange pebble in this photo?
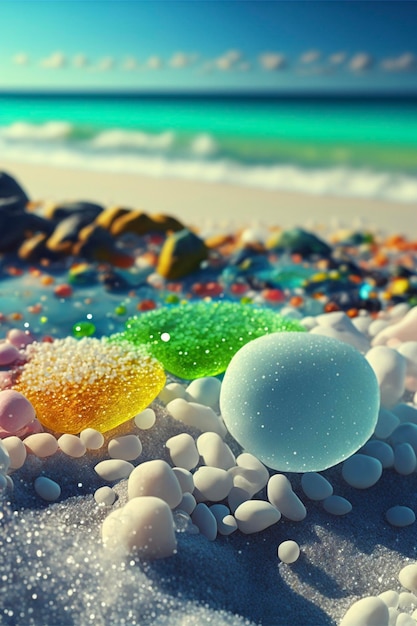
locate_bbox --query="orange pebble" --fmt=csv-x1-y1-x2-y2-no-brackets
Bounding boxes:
346,308,359,318
324,302,341,313
289,295,304,307
27,304,42,314
137,299,157,312
10,313,23,321
40,275,55,286
54,284,73,298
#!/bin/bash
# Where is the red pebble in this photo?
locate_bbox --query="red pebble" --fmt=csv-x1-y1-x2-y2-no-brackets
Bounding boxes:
262,288,286,303
192,281,224,297
137,299,157,312
54,284,73,298
230,283,248,295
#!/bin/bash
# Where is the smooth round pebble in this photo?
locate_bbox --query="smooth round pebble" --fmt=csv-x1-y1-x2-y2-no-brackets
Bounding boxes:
394,443,417,475
158,382,187,405
234,500,281,534
399,592,417,610
220,333,380,472
0,440,11,473
94,459,134,482
193,466,233,502
34,476,61,501
94,486,117,506
0,390,36,433
374,408,400,439
108,434,142,461
277,540,300,564
197,432,236,470
24,433,59,458
267,474,306,521
166,398,226,437
396,612,417,626
229,452,270,497
386,506,416,527
58,434,86,458
186,377,222,408
322,495,352,516
2,436,26,470
127,459,182,509
191,502,217,541
80,428,104,450
6,328,34,348
361,440,394,469
366,346,407,408
0,342,20,366
172,467,194,494
301,472,333,501
399,564,417,594
339,596,389,626
165,433,199,470
341,454,383,489
209,504,237,536
102,496,177,559
133,408,156,430
178,492,196,515
378,590,399,608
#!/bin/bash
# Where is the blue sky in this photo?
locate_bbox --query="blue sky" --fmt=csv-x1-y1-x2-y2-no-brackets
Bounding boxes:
1,1,417,92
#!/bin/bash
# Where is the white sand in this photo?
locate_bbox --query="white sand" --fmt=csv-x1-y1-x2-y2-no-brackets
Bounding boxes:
3,160,417,236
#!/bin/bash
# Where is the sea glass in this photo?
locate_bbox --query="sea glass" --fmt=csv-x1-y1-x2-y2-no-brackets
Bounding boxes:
220,332,380,472
14,337,165,434
113,301,305,379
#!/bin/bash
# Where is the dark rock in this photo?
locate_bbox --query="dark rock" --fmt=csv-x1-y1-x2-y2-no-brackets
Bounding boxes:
270,228,332,257
0,172,29,203
157,229,208,279
45,201,103,223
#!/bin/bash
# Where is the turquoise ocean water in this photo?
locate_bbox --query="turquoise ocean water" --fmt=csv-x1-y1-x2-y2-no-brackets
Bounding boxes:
1,92,416,202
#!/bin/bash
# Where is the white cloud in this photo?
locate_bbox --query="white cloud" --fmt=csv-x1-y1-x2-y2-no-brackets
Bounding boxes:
215,49,242,71
259,52,286,71
122,56,139,71
73,54,88,68
12,52,29,66
40,51,66,69
328,52,346,65
146,55,163,70
169,52,197,68
349,53,373,72
300,50,321,64
381,52,416,72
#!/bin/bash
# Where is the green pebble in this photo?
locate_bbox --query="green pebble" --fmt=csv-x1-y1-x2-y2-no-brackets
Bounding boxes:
165,294,180,304
115,305,127,316
72,321,96,338
111,301,305,379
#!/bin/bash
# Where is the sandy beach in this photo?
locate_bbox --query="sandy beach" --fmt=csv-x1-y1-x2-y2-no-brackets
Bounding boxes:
3,160,416,237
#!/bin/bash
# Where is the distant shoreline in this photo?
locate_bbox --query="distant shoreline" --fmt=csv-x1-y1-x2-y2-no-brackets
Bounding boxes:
4,159,416,237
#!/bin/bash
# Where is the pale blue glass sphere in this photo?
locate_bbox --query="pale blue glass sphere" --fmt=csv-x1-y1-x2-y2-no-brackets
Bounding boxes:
220,333,380,472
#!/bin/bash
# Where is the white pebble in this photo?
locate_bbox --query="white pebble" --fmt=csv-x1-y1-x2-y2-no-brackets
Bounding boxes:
366,346,407,407
186,377,222,408
386,506,416,527
361,440,395,469
267,474,306,521
374,408,400,439
34,476,61,501
166,398,226,437
399,592,417,610
378,590,399,608
301,472,333,501
228,486,251,513
127,459,182,509
323,495,352,516
191,502,217,540
277,540,300,564
94,486,116,506
172,467,194,494
94,459,134,482
24,433,58,458
196,432,236,470
396,613,417,626
228,452,269,497
133,408,156,430
399,564,417,594
108,435,142,461
373,306,417,345
312,311,370,352
102,496,177,559
394,443,417,475
209,504,237,536
80,428,104,450
234,500,281,534
177,492,196,515
165,433,199,470
193,466,233,502
58,434,86,458
158,382,187,404
339,596,389,626
342,454,382,489
2,436,26,470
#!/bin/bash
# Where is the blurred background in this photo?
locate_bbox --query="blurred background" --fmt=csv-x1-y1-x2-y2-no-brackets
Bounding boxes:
1,0,416,204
